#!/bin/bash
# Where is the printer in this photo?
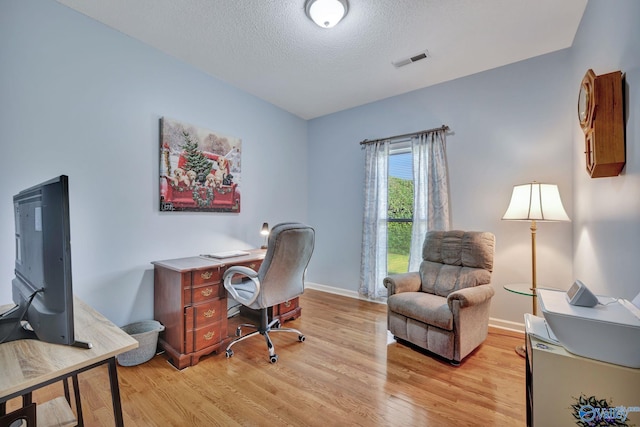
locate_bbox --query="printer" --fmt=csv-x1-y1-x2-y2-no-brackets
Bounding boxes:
538,288,640,368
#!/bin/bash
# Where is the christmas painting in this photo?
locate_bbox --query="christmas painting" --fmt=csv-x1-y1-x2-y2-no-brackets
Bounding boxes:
160,117,241,212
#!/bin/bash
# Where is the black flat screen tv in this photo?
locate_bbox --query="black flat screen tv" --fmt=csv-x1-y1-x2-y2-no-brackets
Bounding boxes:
0,175,89,348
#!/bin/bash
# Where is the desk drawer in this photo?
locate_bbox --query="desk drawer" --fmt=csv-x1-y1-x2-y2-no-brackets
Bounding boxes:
231,259,262,272
273,298,299,318
193,267,222,286
186,299,225,327
186,320,225,352
189,282,223,305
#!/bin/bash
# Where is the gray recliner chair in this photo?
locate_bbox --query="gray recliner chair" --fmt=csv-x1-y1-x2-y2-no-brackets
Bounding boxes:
223,222,315,363
384,230,495,364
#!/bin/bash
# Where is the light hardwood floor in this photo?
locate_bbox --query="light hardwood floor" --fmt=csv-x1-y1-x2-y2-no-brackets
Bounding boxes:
8,289,526,426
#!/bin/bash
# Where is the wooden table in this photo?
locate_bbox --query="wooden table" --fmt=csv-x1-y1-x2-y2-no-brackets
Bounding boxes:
0,297,138,426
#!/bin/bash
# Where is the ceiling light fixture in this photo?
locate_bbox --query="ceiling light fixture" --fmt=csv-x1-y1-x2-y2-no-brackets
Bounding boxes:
305,0,348,29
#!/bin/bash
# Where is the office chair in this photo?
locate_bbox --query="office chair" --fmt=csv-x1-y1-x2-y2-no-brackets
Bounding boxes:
223,222,315,363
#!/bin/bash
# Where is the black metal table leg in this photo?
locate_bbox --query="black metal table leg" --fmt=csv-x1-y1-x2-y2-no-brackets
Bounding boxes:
63,378,71,404
21,392,32,406
107,357,124,427
71,374,84,426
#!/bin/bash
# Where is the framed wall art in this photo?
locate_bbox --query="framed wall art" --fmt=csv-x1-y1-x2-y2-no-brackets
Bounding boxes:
160,117,241,212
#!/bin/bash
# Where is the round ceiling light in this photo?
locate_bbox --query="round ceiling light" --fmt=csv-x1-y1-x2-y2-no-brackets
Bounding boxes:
305,0,349,28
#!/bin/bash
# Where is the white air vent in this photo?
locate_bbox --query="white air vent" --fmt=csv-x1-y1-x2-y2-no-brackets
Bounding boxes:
392,50,430,68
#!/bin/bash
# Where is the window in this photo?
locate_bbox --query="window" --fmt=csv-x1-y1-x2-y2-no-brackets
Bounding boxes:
360,130,448,300
387,144,413,274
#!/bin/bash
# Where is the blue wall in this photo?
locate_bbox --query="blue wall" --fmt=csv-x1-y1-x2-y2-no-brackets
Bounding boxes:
307,50,575,324
0,0,308,325
570,0,640,298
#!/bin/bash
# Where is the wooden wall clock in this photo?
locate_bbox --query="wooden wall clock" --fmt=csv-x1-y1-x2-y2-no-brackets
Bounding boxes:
578,69,625,178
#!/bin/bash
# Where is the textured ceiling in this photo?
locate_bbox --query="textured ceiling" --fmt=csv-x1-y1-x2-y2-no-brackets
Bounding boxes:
56,0,588,120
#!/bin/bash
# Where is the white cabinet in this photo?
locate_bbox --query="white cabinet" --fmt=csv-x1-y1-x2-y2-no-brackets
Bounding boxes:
526,334,640,426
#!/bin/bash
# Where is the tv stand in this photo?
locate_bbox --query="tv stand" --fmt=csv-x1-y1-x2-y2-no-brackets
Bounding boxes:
0,307,37,343
73,340,93,349
0,304,19,318
0,305,92,349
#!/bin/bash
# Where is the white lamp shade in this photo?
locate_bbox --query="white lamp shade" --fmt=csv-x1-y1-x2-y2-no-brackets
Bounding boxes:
306,0,348,28
502,183,570,222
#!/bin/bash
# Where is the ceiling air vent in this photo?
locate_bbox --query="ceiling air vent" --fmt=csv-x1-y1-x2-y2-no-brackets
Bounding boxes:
392,50,430,68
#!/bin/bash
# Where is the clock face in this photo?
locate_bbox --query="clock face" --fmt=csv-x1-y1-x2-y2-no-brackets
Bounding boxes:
578,69,596,130
578,84,589,124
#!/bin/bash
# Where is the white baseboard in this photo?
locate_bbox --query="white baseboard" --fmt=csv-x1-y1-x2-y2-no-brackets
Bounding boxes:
305,281,358,298
488,318,525,333
305,282,386,304
305,281,525,331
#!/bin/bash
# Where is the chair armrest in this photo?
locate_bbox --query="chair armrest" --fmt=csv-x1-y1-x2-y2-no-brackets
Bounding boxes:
223,266,261,306
383,272,421,296
447,284,495,309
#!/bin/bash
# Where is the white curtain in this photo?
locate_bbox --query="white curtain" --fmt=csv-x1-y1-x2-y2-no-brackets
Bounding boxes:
408,131,450,271
359,130,450,298
359,140,389,300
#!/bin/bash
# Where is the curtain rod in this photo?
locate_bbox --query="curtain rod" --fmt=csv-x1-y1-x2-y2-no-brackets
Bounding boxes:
359,125,450,146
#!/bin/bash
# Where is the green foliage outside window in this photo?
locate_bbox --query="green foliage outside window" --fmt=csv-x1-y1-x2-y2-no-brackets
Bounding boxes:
388,176,413,274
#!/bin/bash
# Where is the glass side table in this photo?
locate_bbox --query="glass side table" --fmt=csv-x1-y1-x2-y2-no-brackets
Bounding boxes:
503,283,537,358
503,284,560,357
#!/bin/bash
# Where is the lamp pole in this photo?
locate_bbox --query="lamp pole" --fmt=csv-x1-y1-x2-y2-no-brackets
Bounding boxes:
530,219,537,315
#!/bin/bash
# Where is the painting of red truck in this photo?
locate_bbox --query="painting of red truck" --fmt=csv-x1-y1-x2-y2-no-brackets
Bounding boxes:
160,117,241,212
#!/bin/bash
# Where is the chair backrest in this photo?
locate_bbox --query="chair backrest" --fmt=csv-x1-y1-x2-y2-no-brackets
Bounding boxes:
254,223,315,308
419,230,495,297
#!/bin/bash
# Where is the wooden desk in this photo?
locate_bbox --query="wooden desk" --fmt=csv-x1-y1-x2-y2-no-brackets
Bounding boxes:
0,297,138,427
152,249,266,369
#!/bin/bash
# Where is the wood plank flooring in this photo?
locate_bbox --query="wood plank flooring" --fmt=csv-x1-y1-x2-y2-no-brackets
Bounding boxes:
7,289,526,426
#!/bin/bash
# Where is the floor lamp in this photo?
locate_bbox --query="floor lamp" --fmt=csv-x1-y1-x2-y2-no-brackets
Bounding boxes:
502,182,570,315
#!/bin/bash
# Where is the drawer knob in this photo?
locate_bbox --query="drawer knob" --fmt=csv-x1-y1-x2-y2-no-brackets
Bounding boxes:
249,263,256,269
203,331,215,340
284,300,292,308
201,271,213,280
201,288,213,297
203,309,215,318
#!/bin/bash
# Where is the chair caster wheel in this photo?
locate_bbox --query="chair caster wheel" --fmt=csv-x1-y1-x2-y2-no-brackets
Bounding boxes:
225,349,234,358
270,354,278,364
298,335,306,342
235,327,242,337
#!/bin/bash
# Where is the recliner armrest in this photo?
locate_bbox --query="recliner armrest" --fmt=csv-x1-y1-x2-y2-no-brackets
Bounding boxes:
447,284,495,309
383,272,421,296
